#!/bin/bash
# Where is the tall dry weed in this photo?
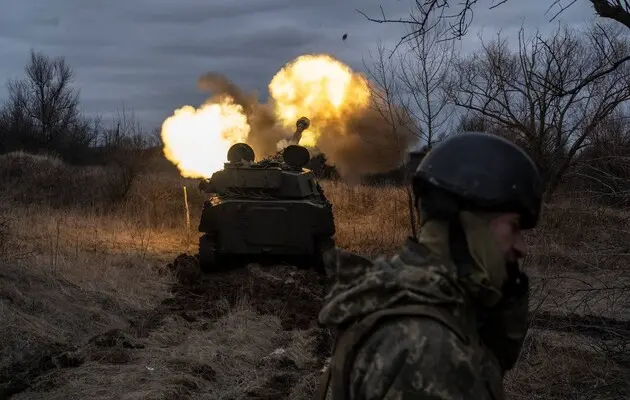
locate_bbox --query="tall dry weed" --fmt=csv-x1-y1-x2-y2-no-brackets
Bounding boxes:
0,151,146,208
0,158,627,399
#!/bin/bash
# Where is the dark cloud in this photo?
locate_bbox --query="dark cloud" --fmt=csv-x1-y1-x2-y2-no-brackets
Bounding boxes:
154,26,317,59
0,0,596,132
131,0,305,24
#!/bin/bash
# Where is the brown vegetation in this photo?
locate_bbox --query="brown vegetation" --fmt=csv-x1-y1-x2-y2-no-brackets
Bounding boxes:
1,15,629,399
0,151,628,399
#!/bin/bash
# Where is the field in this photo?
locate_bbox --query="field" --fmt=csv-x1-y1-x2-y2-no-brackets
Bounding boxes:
0,151,628,400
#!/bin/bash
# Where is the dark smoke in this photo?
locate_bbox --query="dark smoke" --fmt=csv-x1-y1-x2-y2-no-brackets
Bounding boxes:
196,72,417,181
198,72,290,158
313,106,417,183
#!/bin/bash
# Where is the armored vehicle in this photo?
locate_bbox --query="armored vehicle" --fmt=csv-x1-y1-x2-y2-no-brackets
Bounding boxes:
196,117,336,273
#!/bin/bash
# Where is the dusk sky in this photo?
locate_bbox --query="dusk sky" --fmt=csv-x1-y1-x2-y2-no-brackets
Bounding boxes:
0,0,600,131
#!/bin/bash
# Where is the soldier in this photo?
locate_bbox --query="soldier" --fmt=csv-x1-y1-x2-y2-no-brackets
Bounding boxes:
316,132,543,400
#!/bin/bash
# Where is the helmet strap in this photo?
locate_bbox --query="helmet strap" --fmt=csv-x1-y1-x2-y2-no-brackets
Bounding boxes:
416,187,475,279
448,217,474,279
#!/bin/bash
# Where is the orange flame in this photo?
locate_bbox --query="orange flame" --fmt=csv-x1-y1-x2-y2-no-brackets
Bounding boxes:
161,54,372,178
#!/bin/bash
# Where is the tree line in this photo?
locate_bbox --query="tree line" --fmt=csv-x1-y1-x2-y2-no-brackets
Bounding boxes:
0,50,161,166
363,9,630,205
0,50,170,200
1,12,628,205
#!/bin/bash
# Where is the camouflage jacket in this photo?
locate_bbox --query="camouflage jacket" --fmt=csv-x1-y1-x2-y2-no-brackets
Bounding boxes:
316,238,528,400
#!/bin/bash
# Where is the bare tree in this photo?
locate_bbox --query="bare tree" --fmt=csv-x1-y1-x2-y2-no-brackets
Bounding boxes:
5,50,96,150
149,126,163,148
364,42,417,142
0,50,98,161
445,22,630,195
570,108,630,205
358,1,630,44
590,0,630,28
358,1,630,97
101,104,150,200
0,98,35,153
456,112,490,132
100,104,142,148
363,42,421,235
397,14,457,146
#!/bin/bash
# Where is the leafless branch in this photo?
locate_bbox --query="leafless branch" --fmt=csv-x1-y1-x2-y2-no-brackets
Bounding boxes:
445,22,630,196
1,49,98,159
396,12,457,145
357,0,630,58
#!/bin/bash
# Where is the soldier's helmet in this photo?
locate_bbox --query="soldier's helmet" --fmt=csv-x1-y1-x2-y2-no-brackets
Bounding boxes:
412,132,543,229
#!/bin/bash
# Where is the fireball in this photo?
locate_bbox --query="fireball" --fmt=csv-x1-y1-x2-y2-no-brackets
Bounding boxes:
268,54,371,147
161,53,373,177
161,97,250,178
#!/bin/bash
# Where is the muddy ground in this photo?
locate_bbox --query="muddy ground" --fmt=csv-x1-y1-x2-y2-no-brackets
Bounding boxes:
1,254,334,400
2,254,628,399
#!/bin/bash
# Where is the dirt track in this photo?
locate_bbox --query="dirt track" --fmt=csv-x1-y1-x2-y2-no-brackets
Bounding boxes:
1,254,333,399
165,254,332,332
154,254,335,399
2,254,628,399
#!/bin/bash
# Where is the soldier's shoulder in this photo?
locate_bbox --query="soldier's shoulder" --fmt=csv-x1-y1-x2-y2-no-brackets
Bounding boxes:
323,247,376,279
358,313,470,360
348,314,480,398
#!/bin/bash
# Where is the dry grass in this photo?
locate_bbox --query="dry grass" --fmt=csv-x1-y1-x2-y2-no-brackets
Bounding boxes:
12,301,315,400
321,181,413,256
0,151,628,399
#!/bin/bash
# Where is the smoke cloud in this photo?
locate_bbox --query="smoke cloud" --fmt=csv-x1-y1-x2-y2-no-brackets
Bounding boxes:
308,107,417,183
198,72,289,158
196,71,416,182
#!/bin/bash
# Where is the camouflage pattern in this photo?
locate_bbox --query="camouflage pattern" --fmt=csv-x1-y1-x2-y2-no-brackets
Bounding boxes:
344,317,504,399
317,218,530,400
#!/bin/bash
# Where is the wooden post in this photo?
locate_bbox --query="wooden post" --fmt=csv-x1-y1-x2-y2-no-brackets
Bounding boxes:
183,186,191,250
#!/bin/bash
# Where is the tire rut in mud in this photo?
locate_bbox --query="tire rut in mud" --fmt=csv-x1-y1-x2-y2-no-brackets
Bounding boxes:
0,344,84,399
530,310,630,368
530,310,630,340
0,328,146,399
158,253,333,399
6,251,628,399
159,254,331,329
0,254,331,400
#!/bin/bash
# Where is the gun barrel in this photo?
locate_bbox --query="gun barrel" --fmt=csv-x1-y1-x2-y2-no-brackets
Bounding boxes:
291,116,310,144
